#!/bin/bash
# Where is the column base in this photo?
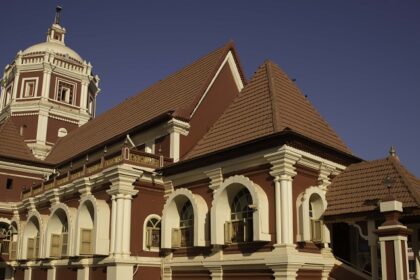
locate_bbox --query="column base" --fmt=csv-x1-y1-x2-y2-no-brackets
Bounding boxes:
273,244,297,254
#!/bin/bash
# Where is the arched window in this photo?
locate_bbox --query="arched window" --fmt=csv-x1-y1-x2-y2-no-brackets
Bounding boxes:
309,194,324,243
161,188,208,249
46,209,69,258
23,217,41,259
178,201,194,248
0,222,11,255
211,175,270,245
226,189,253,243
144,215,161,251
78,201,94,255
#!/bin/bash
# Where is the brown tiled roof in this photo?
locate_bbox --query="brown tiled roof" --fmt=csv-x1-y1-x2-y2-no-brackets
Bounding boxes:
46,42,243,164
185,60,351,159
325,156,420,217
0,118,38,161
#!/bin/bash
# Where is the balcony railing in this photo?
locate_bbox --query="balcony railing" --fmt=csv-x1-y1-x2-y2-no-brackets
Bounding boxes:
22,148,172,199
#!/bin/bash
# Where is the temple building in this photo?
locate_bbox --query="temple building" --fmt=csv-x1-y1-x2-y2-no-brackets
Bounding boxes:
0,7,418,280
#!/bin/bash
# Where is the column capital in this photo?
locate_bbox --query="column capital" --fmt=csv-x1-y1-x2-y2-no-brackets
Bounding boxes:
265,145,302,179
166,118,190,136
269,263,300,280
318,163,337,189
204,168,223,191
45,188,60,205
73,177,94,197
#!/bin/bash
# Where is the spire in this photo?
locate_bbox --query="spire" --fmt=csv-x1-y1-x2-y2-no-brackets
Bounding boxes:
54,6,62,25
47,6,66,44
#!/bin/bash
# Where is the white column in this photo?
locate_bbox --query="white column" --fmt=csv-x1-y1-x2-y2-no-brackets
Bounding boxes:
280,175,293,244
265,146,301,247
114,195,124,255
77,266,89,280
122,195,132,254
105,167,139,257
47,267,56,280
12,72,20,100
80,80,88,111
41,67,52,99
274,178,282,244
24,267,32,280
109,195,116,254
36,109,49,144
169,131,180,162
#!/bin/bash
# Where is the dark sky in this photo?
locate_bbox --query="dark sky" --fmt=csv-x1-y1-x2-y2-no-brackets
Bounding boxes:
1,1,419,176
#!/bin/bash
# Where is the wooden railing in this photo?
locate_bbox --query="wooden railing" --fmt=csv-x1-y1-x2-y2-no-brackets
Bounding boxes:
21,148,172,199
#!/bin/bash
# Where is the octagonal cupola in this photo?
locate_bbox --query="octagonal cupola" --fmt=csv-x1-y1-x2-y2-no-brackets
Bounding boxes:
0,6,100,160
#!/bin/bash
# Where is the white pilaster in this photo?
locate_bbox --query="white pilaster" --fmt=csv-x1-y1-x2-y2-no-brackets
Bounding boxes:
80,80,88,111
209,266,223,280
271,264,299,280
107,264,134,280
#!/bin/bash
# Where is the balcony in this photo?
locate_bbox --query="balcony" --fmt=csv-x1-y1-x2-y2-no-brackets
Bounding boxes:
22,148,172,199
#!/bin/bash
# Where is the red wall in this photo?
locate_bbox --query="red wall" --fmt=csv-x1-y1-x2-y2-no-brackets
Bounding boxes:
90,266,107,280
130,182,164,257
133,267,161,280
56,266,78,280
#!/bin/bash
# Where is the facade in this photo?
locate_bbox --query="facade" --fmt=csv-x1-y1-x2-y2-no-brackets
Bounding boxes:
0,8,419,280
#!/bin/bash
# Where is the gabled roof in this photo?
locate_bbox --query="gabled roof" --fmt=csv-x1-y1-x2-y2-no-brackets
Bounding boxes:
185,60,351,159
46,42,244,164
0,118,38,162
325,155,420,217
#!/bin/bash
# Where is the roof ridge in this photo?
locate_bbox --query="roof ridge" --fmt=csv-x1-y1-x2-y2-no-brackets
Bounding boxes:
388,156,420,205
265,60,281,133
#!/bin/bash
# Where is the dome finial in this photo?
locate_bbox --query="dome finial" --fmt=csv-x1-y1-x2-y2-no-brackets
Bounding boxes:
389,146,397,157
54,6,63,25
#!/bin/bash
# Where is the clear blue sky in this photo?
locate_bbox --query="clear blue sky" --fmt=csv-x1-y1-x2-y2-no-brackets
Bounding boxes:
1,1,419,176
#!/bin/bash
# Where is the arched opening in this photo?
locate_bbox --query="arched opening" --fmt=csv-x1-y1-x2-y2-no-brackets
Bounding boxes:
308,193,324,243
78,200,94,255
46,208,69,258
211,175,270,245
22,217,41,259
143,215,161,251
226,188,253,244
0,222,17,259
161,189,208,248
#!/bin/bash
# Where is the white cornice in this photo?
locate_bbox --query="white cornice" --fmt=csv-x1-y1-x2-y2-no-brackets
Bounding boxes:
0,160,52,176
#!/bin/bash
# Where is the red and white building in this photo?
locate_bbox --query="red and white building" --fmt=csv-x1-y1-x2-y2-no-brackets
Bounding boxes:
0,7,418,280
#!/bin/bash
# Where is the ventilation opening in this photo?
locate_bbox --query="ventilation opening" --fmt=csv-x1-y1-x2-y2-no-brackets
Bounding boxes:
6,178,13,190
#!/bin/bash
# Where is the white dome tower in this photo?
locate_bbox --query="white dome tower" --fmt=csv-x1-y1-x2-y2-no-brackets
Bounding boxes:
0,6,100,159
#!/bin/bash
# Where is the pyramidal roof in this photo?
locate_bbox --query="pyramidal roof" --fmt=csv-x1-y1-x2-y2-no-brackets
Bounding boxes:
0,118,38,162
46,42,244,164
186,60,351,159
325,155,420,217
